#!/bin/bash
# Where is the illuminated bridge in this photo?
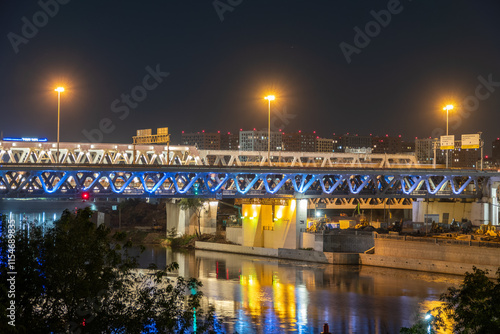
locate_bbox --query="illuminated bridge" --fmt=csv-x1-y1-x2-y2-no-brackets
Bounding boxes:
2,141,499,246
0,141,495,201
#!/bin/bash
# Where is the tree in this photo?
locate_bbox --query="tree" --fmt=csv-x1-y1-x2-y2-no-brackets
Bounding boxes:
0,208,221,333
433,267,500,333
178,198,207,236
401,267,500,333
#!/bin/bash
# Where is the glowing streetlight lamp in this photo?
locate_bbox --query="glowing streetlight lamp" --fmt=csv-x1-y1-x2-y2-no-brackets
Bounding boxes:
55,87,64,163
265,95,275,166
443,104,454,168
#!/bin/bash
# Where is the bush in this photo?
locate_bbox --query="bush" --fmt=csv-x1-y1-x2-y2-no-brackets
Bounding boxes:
0,208,221,333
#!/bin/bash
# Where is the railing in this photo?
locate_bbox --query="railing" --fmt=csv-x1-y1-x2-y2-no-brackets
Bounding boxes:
376,233,500,248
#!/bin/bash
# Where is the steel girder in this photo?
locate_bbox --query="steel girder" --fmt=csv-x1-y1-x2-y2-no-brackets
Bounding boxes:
0,168,486,199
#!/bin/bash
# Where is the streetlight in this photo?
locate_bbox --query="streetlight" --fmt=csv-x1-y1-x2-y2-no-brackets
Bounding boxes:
443,104,453,168
264,95,275,166
55,87,64,163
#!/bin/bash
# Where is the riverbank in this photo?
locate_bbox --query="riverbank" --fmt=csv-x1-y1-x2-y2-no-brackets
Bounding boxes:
195,234,500,277
195,241,360,264
361,234,500,278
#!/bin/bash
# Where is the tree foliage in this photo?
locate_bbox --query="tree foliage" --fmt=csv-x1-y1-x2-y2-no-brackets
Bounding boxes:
178,198,207,236
433,266,500,333
0,208,221,333
401,267,500,334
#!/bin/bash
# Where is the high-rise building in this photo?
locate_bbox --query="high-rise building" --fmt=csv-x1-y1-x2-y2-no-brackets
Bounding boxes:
239,130,282,151
316,138,333,153
281,131,316,152
181,131,220,149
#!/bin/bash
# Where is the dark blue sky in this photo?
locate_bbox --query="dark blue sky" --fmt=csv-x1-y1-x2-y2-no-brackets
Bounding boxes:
1,0,500,151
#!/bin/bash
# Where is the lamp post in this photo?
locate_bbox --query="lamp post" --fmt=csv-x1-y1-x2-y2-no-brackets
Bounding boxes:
443,104,453,168
264,95,275,166
55,87,64,163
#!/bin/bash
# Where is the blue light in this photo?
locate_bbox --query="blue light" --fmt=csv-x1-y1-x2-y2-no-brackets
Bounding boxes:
3,137,48,142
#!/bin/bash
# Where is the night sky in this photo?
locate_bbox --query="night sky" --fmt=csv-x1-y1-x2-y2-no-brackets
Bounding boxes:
1,0,500,152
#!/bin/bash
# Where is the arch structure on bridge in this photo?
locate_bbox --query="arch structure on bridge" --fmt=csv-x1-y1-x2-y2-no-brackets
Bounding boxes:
0,167,488,199
0,141,420,168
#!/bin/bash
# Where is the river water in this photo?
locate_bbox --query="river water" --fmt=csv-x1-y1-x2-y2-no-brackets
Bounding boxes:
132,246,459,334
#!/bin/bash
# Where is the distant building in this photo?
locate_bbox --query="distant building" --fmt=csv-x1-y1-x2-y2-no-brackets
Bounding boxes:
332,134,371,153
316,138,333,153
181,132,220,150
281,131,316,152
492,138,500,163
332,135,343,152
416,138,480,167
220,132,239,150
239,130,281,151
400,141,415,154
372,135,402,154
415,138,438,164
450,141,481,168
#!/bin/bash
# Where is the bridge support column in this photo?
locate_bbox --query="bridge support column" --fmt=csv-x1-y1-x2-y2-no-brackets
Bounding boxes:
472,179,500,226
242,199,307,249
413,199,474,225
170,200,219,236
199,201,218,234
166,200,185,236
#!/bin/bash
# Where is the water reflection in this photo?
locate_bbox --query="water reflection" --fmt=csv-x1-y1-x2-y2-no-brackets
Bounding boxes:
134,246,459,333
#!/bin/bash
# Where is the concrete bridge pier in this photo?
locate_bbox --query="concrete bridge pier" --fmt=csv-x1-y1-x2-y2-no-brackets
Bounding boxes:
412,178,500,226
241,199,307,249
473,178,500,226
166,200,219,236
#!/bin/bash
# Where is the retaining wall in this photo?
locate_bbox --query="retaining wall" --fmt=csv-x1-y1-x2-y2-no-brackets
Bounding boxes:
195,241,359,265
302,231,374,253
360,235,500,277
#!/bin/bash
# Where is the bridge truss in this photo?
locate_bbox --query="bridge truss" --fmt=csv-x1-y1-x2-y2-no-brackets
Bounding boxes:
0,165,489,200
0,141,420,168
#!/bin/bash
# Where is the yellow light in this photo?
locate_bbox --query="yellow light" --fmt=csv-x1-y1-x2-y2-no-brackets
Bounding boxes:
55,87,65,92
265,95,275,101
443,104,453,111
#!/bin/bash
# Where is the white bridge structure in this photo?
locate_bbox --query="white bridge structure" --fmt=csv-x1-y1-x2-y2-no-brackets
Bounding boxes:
0,141,419,168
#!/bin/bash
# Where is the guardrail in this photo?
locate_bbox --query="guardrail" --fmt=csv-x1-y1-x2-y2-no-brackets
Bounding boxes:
375,233,500,248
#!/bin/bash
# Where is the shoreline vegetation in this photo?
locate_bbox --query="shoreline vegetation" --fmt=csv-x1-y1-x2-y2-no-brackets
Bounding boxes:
110,227,234,250
0,209,222,333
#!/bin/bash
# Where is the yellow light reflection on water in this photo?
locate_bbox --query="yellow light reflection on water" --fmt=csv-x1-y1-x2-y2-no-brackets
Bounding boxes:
420,300,454,334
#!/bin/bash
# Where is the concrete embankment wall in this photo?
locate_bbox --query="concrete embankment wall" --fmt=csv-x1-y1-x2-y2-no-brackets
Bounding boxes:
360,235,500,278
195,241,360,265
302,231,374,253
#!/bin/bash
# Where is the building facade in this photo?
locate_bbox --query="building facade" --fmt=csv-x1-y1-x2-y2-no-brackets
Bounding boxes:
415,138,437,164
281,132,316,152
220,132,239,150
181,132,220,150
239,130,282,151
316,138,333,153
